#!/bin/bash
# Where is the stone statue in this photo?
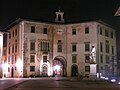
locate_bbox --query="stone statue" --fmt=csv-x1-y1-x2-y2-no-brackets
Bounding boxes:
90,46,96,63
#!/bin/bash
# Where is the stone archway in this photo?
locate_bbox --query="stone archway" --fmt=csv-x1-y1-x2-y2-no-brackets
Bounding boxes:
42,65,48,77
71,64,78,77
53,56,67,77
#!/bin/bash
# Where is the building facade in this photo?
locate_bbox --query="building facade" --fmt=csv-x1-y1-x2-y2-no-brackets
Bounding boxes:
3,10,117,78
0,32,4,78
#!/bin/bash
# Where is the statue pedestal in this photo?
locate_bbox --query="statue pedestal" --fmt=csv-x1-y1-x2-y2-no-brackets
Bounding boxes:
90,64,97,78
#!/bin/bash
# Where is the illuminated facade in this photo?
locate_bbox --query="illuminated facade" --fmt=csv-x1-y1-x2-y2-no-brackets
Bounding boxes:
4,10,117,78
0,32,4,78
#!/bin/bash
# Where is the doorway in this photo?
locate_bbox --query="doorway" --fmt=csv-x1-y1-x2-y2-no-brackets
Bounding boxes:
71,65,78,77
11,67,14,77
42,66,48,77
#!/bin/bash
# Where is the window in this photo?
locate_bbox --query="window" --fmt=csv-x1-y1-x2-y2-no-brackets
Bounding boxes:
106,55,110,64
31,26,35,33
43,28,47,34
72,29,76,35
112,46,114,54
85,66,90,72
100,42,103,52
15,67,17,70
85,55,90,63
58,14,61,21
12,55,14,64
12,30,14,37
9,33,11,39
111,32,113,38
30,42,35,51
15,28,17,36
100,27,102,35
85,27,89,34
8,46,10,54
43,56,47,62
8,67,10,72
12,44,14,53
30,66,35,72
105,30,109,37
106,44,109,53
30,55,35,63
8,56,10,64
101,66,103,70
15,55,17,63
85,42,90,51
72,44,77,52
72,55,77,63
100,54,103,63
57,44,62,52
58,40,61,43
40,41,49,51
15,44,17,52
3,50,6,56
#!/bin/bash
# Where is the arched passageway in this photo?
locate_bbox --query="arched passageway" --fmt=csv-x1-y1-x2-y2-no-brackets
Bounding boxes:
53,56,67,77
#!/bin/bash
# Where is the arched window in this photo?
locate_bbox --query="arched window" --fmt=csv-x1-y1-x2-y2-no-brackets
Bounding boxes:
58,14,61,21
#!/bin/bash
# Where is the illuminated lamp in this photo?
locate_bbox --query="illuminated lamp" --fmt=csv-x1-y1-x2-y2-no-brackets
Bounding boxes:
53,65,60,71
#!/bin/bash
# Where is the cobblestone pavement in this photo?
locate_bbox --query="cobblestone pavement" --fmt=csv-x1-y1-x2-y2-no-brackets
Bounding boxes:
1,77,120,90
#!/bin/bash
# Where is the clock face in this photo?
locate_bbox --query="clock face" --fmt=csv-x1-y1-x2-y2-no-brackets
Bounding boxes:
56,29,63,35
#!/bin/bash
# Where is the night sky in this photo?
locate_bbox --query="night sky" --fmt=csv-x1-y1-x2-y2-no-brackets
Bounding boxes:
0,0,120,30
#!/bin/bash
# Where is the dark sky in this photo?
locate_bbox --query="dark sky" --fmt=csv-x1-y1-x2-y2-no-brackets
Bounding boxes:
0,0,120,30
